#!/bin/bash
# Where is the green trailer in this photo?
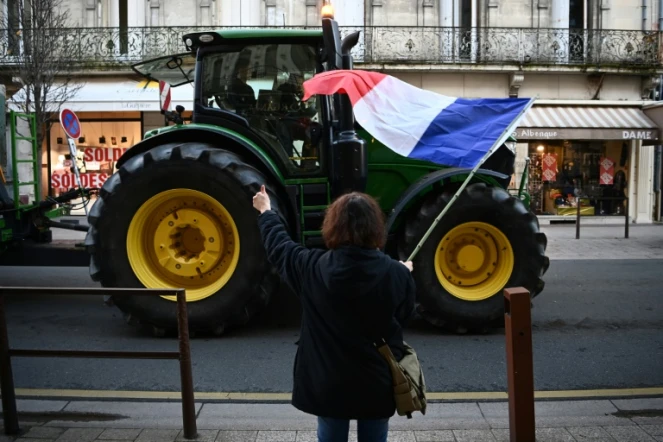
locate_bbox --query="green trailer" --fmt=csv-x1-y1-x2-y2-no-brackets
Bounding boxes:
0,108,91,267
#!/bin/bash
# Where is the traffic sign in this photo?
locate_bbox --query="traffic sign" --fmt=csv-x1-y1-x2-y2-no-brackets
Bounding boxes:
59,108,81,140
159,80,171,112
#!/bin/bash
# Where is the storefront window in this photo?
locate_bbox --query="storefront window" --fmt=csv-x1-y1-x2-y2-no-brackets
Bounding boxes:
527,140,629,216
48,118,142,215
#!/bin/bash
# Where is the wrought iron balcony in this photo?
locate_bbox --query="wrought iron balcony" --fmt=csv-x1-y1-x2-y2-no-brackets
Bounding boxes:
0,26,660,69
355,26,662,68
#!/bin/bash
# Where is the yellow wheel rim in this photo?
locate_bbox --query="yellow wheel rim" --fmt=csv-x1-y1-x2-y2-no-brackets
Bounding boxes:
434,222,514,302
126,189,240,302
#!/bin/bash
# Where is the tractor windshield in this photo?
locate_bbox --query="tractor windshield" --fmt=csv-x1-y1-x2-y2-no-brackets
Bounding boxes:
200,43,323,172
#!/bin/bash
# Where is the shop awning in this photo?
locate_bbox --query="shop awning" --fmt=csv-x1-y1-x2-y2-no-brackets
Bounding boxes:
7,78,194,113
515,105,660,143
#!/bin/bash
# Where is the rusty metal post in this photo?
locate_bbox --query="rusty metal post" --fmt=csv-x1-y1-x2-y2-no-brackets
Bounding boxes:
176,290,198,440
504,287,535,442
625,197,629,239
0,296,20,435
575,199,581,239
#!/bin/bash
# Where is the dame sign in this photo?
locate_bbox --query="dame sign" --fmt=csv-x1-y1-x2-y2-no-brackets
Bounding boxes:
622,130,655,140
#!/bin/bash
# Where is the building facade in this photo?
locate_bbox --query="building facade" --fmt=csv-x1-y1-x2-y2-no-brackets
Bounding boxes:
2,0,663,221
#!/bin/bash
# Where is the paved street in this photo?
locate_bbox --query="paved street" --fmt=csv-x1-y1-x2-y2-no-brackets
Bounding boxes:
0,256,661,394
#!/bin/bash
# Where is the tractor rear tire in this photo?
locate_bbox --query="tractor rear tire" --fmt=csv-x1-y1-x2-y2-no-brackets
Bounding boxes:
403,182,549,334
85,143,283,335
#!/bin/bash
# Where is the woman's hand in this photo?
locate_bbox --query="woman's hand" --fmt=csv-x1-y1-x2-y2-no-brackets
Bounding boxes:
400,261,413,272
253,185,272,214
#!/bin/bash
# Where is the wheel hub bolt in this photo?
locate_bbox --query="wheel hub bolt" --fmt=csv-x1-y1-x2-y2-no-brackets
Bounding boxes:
176,264,181,269
168,221,174,227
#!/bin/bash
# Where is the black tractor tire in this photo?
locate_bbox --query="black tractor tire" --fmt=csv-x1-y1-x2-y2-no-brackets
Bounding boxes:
402,182,549,334
85,142,284,335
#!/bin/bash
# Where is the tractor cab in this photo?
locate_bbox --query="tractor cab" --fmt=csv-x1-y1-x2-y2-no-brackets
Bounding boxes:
132,30,332,174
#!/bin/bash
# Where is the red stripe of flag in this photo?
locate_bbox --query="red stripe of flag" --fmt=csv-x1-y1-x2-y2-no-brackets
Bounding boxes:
302,70,387,104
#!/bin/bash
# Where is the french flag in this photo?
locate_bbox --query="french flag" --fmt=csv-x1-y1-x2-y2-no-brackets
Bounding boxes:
302,70,534,168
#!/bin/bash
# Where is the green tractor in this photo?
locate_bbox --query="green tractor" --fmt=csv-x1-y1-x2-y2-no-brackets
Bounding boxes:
85,12,549,335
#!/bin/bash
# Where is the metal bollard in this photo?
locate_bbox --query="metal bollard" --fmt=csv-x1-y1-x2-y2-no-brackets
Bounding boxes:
0,296,20,435
504,287,535,442
575,201,581,239
176,290,198,440
625,198,629,239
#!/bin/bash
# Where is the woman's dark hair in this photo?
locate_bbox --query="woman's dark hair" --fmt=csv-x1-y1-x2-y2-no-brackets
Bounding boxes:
322,192,386,250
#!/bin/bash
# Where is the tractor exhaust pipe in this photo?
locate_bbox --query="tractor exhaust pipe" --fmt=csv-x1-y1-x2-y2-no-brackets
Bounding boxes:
338,31,361,133
341,31,361,70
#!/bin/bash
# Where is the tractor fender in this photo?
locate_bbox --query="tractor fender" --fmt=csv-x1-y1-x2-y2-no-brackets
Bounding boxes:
115,126,284,185
385,167,509,233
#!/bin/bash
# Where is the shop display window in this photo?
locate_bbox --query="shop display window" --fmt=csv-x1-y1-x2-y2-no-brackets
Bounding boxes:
527,140,629,216
47,118,142,214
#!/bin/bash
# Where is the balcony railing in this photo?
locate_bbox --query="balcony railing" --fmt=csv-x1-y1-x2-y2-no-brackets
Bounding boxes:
0,26,660,69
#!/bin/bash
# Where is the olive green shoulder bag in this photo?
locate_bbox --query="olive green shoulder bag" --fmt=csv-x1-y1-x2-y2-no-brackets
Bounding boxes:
374,339,427,419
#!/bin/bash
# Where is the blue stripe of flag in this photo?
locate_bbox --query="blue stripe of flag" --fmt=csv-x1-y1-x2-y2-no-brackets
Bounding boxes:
408,97,532,168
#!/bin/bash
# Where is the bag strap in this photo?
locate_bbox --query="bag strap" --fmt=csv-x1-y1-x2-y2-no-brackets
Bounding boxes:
373,339,408,386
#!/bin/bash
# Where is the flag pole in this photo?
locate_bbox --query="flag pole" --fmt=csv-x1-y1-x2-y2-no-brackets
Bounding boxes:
406,98,535,262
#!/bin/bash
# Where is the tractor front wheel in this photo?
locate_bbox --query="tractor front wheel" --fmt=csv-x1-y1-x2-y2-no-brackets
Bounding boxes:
85,143,282,335
403,182,549,334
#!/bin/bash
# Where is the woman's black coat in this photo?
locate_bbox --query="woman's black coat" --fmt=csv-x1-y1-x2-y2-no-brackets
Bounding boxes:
257,210,416,420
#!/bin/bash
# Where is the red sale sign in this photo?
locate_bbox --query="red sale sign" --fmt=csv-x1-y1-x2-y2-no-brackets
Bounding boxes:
542,153,558,182
82,147,129,162
51,147,128,192
599,157,615,185
51,172,110,190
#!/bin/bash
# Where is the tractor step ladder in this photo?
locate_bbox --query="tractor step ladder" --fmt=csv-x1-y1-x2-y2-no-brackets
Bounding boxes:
9,111,40,213
297,180,330,246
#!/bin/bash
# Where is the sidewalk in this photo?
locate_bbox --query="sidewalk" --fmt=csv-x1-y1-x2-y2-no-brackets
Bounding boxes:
2,397,662,441
540,224,663,260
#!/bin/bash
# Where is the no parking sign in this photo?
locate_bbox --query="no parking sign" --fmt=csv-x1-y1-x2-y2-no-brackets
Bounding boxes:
59,108,81,140
58,108,86,214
